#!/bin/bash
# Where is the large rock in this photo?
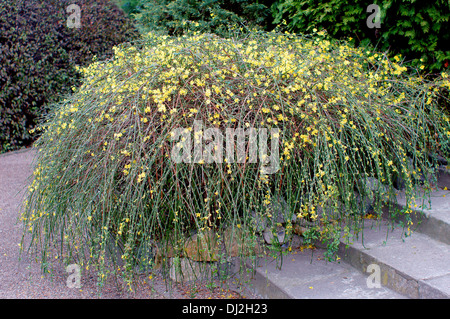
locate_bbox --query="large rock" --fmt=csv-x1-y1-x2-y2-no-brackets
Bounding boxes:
262,225,286,245
267,195,297,224
353,191,374,215
354,177,390,215
223,227,264,256
292,224,307,236
250,211,267,233
437,166,450,188
133,242,157,274
359,177,389,196
160,227,264,264
169,257,213,283
184,229,220,262
394,158,439,190
316,201,342,219
297,199,343,222
287,234,304,249
251,195,297,234
154,241,183,269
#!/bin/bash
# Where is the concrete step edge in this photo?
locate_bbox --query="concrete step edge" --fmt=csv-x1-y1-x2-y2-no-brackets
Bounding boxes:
437,166,450,189
242,260,293,299
382,198,450,245
337,239,449,299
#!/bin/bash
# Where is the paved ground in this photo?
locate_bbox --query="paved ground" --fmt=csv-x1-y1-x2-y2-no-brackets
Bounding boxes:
3,147,447,299
0,148,257,299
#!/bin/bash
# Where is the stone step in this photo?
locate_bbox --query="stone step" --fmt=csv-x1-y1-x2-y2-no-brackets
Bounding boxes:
245,187,450,299
385,188,450,245
242,246,405,299
437,166,450,189
338,220,450,298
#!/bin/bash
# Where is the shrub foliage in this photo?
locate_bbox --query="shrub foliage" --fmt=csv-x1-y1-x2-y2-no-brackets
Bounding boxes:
118,0,274,37
0,0,138,153
21,31,450,287
272,0,450,74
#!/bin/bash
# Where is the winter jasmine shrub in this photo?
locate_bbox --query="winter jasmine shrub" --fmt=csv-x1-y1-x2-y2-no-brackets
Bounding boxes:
20,30,450,289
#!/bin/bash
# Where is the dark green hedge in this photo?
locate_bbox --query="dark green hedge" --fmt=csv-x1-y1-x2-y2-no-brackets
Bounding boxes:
0,0,139,153
272,0,450,74
118,0,275,37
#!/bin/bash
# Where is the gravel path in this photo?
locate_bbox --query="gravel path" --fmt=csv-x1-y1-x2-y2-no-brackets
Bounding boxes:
0,148,259,299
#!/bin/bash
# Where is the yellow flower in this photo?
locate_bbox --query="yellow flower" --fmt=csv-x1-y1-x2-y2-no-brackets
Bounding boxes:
137,171,146,183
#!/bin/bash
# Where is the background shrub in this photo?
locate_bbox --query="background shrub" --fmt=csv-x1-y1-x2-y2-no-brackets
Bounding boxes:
21,31,450,286
116,0,275,37
272,0,450,74
0,0,139,153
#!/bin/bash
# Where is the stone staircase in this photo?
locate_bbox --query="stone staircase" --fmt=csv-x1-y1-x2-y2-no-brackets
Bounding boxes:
245,168,450,299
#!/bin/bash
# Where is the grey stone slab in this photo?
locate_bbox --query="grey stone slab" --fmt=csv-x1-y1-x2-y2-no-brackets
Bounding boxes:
395,189,450,215
338,218,450,299
249,248,404,299
384,189,450,244
421,274,450,298
437,167,450,189
347,222,450,281
413,211,450,245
